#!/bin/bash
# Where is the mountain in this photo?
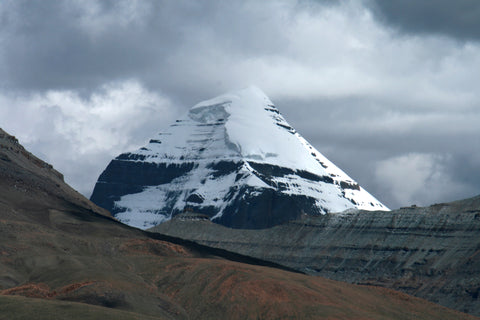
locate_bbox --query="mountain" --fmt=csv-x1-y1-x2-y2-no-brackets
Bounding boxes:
152,196,480,316
90,86,388,229
2,128,475,319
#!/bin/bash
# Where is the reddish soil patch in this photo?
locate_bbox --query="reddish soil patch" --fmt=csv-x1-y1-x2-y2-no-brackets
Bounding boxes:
120,238,190,256
1,281,98,299
58,281,97,295
1,283,54,299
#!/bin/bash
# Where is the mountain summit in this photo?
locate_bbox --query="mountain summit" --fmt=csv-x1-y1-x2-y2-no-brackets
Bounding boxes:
90,86,388,229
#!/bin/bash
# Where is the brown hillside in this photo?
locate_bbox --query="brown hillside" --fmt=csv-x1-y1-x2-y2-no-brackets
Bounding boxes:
0,128,476,320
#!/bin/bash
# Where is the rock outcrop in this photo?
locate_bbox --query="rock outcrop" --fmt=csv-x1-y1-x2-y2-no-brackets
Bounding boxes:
152,195,480,316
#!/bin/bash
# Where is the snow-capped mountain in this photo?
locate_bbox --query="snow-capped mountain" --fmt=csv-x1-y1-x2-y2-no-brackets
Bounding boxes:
90,86,388,229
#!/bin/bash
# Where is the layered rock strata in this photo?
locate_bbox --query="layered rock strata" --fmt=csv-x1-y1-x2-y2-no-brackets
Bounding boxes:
152,196,480,316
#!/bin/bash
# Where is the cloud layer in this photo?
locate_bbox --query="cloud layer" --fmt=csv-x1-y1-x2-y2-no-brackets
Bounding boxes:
375,153,473,207
0,80,175,194
1,0,479,208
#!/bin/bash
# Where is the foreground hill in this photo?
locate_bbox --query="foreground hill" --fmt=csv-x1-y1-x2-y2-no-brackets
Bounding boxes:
0,128,475,319
152,196,480,316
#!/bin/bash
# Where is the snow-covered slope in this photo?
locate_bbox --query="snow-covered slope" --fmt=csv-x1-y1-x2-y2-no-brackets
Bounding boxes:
91,86,388,229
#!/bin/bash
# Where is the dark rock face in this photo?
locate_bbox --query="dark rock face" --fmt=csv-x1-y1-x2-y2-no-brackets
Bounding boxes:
90,158,324,229
215,186,321,228
152,195,480,316
90,158,196,217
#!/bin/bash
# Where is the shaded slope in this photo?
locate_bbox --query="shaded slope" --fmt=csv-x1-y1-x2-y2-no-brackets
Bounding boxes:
0,128,475,320
152,197,480,316
0,128,111,219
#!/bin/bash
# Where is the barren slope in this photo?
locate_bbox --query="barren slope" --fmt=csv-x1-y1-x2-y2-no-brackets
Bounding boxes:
0,128,475,320
153,197,480,316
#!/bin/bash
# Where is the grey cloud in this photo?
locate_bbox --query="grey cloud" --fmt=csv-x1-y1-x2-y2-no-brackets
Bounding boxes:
367,0,480,41
1,1,169,91
0,0,294,98
0,80,175,196
278,96,480,209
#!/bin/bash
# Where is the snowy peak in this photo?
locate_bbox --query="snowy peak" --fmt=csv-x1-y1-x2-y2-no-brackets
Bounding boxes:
90,87,388,230
136,86,286,162
190,86,311,168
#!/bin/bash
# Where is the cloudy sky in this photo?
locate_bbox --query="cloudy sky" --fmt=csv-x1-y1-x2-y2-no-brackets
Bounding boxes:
1,0,479,209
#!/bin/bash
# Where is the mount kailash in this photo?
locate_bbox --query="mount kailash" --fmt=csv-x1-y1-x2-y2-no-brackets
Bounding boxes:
90,86,388,229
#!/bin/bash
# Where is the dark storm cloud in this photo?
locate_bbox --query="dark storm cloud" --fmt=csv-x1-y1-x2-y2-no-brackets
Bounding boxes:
0,0,293,100
368,0,480,41
1,1,174,91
